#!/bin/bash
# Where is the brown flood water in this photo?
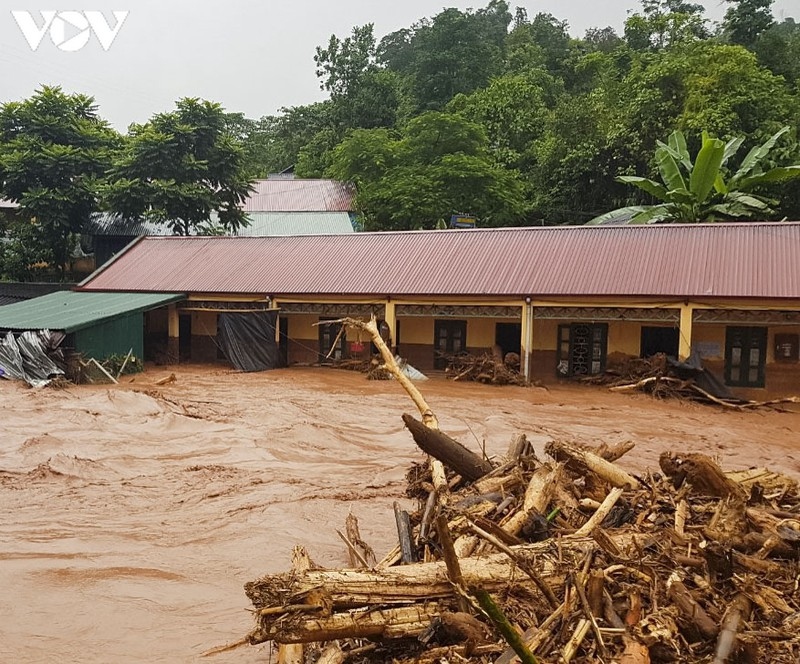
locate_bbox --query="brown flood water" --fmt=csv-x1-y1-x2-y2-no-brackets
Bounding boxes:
1,366,799,663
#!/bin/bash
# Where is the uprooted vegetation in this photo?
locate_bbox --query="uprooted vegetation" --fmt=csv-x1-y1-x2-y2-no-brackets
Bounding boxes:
227,318,800,664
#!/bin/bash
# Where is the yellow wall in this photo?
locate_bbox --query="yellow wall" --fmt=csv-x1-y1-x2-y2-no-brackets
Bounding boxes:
608,321,652,356
287,314,319,341
691,323,725,360
396,317,520,349
285,314,377,344
191,311,217,337
532,319,558,351
468,318,499,349
532,319,679,356
398,317,433,344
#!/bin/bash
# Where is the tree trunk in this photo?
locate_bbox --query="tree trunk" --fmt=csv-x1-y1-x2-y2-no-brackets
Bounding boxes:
402,413,493,481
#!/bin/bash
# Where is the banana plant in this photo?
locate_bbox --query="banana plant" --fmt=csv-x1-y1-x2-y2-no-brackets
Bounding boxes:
589,126,800,224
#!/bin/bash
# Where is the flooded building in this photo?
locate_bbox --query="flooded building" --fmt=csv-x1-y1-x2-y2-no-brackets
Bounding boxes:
76,222,800,398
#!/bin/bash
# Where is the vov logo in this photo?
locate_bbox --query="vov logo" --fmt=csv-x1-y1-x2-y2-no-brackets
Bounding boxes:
12,10,129,52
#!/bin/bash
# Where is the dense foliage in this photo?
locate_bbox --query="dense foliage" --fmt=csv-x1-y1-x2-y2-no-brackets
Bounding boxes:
243,0,800,228
1,1,800,280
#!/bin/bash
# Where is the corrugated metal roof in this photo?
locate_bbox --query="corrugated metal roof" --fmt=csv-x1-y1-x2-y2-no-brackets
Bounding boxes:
238,212,353,236
0,291,184,333
89,211,354,237
243,179,355,212
88,213,169,236
78,223,800,300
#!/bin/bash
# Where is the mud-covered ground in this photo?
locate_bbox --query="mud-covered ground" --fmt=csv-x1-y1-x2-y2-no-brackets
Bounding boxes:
1,366,798,663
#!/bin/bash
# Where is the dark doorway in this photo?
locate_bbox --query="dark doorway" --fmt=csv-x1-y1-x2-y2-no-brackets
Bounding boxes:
278,316,288,367
179,313,191,361
495,323,521,357
640,326,679,358
434,319,467,369
725,326,767,388
319,317,347,362
556,323,608,377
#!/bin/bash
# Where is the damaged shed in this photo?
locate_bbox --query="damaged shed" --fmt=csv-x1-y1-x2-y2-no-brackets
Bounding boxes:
0,290,184,363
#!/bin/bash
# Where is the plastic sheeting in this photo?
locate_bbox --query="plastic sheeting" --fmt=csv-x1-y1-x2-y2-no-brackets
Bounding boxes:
667,352,735,401
0,329,65,387
217,311,279,373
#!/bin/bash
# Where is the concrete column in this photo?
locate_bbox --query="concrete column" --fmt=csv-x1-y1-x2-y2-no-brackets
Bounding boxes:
167,304,179,363
521,301,534,381
384,300,397,351
271,298,280,343
679,304,694,360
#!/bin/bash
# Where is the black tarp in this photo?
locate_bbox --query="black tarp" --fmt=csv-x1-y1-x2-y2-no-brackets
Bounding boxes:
666,352,736,401
217,311,279,372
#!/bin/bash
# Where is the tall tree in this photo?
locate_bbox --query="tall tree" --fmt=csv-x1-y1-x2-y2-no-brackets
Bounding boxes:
105,98,253,236
0,86,118,279
721,0,775,49
378,2,512,111
328,112,528,230
624,0,709,50
755,18,800,90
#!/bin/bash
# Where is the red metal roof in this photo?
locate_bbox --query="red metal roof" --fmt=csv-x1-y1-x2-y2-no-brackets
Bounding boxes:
79,223,800,300
243,179,355,212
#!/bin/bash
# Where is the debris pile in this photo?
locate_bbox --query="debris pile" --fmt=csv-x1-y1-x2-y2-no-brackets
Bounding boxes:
443,352,526,386
242,427,800,663
235,318,800,663
0,329,65,387
587,353,800,410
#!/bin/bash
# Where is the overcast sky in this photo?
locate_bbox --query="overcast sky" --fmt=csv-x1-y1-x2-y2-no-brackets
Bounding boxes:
0,1,796,129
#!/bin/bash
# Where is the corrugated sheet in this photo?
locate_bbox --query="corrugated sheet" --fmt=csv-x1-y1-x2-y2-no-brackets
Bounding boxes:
238,212,353,236
78,223,800,300
0,291,184,333
243,179,355,212
89,211,354,237
89,213,171,236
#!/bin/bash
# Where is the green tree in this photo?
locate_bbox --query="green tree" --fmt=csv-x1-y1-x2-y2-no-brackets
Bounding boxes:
0,218,57,281
378,2,512,111
315,24,378,98
328,112,528,230
448,71,557,169
105,98,253,236
755,19,800,90
589,127,800,224
721,0,775,49
0,86,118,279
624,0,709,50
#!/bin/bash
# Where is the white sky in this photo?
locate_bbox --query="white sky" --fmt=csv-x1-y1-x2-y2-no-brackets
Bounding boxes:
0,1,796,129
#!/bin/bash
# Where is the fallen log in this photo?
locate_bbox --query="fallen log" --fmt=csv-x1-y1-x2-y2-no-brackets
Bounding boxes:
250,603,442,644
711,593,752,664
245,539,596,612
403,413,494,481
545,440,640,490
660,453,745,499
501,464,563,536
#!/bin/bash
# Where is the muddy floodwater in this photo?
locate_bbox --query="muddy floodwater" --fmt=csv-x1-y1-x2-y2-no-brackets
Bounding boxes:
1,366,799,663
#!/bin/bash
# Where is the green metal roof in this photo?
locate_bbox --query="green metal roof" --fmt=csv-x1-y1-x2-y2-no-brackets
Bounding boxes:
0,291,184,333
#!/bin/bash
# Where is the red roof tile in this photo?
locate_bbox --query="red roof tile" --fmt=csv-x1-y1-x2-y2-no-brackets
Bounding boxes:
79,223,800,300
243,179,355,212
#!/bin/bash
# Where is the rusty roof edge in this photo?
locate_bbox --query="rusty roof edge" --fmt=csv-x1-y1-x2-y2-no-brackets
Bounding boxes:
77,235,147,290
